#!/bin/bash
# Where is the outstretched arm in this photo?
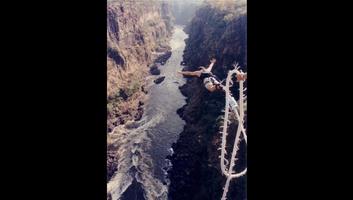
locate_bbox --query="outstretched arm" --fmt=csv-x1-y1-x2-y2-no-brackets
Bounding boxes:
204,58,216,73
178,70,201,77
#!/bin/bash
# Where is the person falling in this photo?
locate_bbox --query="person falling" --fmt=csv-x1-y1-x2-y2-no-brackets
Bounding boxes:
177,58,247,92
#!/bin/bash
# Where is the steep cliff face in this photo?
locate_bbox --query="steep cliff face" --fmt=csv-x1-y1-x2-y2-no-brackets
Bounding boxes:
168,1,247,200
183,0,247,74
107,0,172,131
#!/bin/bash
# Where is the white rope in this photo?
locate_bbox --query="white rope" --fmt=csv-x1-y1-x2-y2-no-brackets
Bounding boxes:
219,64,247,200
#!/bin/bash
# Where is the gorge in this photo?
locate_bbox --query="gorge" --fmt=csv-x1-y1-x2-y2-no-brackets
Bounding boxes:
107,1,247,200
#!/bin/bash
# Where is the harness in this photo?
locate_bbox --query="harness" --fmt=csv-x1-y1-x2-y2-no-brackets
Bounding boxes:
201,72,221,88
203,76,217,85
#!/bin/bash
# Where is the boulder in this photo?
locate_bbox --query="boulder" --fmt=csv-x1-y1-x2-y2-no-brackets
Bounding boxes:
154,76,165,84
150,65,160,75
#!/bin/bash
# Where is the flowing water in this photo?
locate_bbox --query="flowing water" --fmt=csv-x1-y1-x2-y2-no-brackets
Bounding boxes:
108,26,188,200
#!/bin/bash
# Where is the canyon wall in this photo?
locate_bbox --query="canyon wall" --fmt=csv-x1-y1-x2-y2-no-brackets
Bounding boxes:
107,0,173,182
168,1,247,199
107,0,173,131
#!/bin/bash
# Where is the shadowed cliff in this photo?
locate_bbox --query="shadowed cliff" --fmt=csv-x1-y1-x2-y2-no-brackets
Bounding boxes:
168,1,247,199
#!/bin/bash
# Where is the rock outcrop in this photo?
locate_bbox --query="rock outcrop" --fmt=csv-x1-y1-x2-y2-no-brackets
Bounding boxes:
107,0,173,132
168,1,247,200
149,64,161,75
154,76,165,84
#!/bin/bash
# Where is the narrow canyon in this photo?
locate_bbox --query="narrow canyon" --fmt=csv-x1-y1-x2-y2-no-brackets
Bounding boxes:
107,1,247,200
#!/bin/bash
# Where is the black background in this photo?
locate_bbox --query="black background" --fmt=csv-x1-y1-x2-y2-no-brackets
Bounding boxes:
2,0,351,199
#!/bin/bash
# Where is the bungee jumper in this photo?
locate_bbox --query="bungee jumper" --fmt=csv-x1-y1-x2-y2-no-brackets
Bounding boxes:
177,58,221,92
177,58,247,92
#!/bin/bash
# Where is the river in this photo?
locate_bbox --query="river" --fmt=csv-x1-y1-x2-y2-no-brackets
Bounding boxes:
107,26,188,200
